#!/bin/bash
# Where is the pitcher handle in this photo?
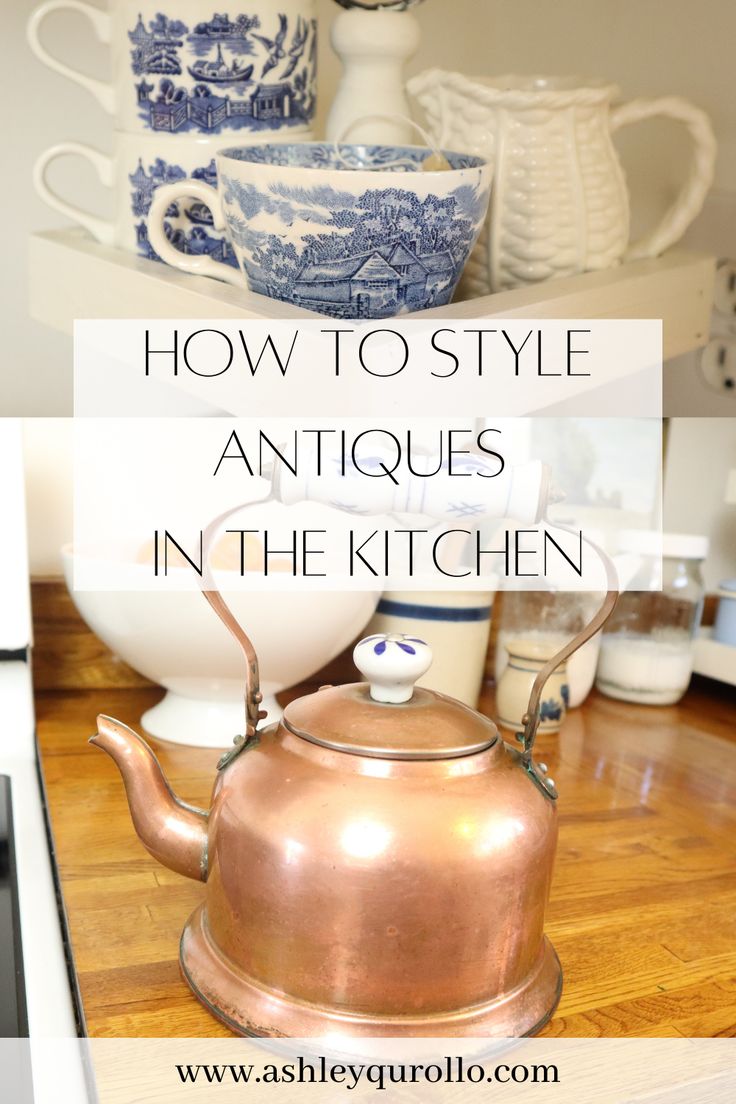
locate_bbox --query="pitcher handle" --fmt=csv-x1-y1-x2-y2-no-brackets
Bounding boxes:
610,96,716,260
27,0,115,114
147,180,242,288
516,534,619,800
33,141,115,245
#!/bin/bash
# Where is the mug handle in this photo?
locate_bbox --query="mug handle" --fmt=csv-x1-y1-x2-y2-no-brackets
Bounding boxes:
610,96,717,260
147,180,242,287
33,141,115,245
27,0,115,113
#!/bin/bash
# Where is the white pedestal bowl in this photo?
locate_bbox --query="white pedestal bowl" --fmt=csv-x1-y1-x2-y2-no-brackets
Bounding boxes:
62,549,378,747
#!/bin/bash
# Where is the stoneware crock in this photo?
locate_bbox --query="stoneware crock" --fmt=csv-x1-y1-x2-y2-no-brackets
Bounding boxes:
496,640,569,735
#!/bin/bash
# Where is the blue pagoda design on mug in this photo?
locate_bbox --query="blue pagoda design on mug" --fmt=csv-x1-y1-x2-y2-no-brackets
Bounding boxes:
129,156,237,266
129,11,316,132
129,13,187,74
221,164,488,318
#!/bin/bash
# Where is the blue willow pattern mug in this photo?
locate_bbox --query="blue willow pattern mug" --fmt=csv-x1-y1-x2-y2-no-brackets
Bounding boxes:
147,142,492,318
33,132,239,266
28,1,317,136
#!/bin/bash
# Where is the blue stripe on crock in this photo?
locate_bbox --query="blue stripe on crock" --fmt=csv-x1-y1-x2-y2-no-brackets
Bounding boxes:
376,598,492,623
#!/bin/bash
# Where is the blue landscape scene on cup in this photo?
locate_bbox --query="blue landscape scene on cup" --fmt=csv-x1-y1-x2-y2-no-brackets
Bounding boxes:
128,12,316,133
221,160,489,318
129,156,238,266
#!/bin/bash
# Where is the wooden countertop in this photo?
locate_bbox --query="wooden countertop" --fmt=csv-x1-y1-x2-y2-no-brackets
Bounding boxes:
36,677,736,1039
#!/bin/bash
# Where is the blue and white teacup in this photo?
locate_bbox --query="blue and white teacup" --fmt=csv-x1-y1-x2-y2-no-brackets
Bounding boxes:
147,142,492,318
28,0,316,138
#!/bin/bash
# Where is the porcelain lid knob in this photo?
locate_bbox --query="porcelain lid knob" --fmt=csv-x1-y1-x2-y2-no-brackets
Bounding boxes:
353,634,432,703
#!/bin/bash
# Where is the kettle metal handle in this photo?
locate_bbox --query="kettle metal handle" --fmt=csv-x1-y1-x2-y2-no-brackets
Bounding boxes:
197,505,619,790
200,502,270,746
515,533,620,801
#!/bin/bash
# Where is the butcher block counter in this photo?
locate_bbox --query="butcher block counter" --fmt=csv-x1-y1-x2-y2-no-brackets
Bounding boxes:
32,587,736,1039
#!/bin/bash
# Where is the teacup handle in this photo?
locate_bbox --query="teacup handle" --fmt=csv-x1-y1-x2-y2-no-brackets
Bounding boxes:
611,96,716,260
27,0,115,114
33,142,115,245
147,181,242,288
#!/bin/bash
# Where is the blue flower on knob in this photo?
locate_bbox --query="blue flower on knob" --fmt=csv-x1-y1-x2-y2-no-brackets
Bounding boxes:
354,633,433,703
362,633,427,656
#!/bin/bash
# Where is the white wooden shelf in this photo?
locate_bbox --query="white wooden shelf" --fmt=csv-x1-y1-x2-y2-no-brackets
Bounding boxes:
693,627,736,687
30,228,715,361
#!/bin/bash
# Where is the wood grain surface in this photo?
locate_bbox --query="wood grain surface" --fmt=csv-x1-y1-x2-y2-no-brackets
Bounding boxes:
31,582,154,691
31,581,720,691
35,671,736,1039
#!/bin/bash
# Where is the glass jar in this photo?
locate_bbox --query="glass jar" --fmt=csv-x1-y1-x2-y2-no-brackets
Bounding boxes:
595,532,708,705
494,590,603,709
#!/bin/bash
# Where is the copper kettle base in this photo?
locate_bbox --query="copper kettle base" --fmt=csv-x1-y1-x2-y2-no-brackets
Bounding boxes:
180,905,562,1039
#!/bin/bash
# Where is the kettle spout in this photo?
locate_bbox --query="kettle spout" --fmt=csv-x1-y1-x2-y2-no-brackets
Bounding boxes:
90,715,208,882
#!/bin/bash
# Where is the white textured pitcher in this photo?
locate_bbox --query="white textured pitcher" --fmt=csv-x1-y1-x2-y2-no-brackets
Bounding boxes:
409,72,716,295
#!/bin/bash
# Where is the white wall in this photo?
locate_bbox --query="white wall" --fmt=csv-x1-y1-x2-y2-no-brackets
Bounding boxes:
663,418,736,590
5,0,109,415
5,0,735,415
22,419,73,576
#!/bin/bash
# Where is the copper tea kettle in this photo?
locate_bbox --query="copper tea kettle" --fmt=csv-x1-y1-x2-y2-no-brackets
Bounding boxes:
91,502,618,1037
91,559,616,1037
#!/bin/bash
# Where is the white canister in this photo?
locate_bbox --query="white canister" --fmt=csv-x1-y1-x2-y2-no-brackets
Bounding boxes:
363,592,495,707
714,580,736,647
28,0,316,138
34,131,242,262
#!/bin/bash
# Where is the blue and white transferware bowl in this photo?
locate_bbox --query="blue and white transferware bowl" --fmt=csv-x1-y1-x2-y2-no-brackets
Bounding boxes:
147,141,492,318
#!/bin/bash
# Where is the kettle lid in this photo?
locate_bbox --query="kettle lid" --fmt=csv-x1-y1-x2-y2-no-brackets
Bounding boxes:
282,634,498,760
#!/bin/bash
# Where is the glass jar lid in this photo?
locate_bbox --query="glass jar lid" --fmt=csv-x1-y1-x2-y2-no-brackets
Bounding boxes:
618,530,709,560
